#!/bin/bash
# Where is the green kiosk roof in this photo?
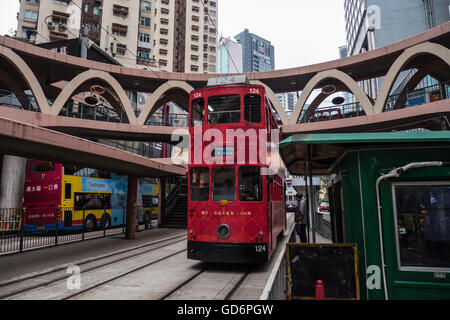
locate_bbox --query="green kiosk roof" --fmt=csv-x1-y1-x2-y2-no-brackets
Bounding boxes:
279,131,450,176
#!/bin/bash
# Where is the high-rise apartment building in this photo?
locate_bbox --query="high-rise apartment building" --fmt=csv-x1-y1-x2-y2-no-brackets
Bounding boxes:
277,92,297,116
16,0,219,72
234,29,275,72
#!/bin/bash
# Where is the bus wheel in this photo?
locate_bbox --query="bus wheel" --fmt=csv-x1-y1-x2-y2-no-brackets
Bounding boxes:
85,216,96,232
144,213,151,229
101,214,111,230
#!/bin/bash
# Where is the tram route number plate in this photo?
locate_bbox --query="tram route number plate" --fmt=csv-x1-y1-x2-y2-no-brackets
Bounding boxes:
255,245,266,253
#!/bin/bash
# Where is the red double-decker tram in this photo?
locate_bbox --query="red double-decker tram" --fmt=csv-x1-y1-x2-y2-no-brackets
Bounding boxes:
187,77,286,263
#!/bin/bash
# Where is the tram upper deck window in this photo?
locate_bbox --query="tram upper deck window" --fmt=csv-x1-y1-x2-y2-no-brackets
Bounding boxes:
190,167,209,201
208,95,241,124
191,98,205,126
394,183,450,269
213,168,235,201
244,94,261,123
238,166,262,201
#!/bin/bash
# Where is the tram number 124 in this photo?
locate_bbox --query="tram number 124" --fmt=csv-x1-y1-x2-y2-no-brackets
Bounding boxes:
255,245,267,253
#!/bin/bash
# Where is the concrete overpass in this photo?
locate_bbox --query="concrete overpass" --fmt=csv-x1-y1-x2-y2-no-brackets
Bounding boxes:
0,106,184,143
0,116,186,177
0,22,448,127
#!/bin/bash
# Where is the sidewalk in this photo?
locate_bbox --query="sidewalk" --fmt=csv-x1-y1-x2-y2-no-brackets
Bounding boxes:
293,229,332,244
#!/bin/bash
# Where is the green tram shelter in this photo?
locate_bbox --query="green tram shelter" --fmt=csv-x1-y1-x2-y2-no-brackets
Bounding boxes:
279,131,450,300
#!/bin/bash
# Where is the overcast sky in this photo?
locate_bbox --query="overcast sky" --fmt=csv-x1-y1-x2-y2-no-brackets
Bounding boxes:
0,0,347,71
218,0,347,69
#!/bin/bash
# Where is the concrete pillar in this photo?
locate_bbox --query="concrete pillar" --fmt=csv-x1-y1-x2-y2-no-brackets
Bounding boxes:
0,155,27,209
125,175,138,239
157,177,166,227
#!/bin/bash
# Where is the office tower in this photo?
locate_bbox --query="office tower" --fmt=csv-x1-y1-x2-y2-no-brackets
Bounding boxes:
234,29,275,72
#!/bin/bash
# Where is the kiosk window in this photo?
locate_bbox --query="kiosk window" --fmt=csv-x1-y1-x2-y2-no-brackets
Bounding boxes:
238,166,262,201
190,167,209,201
394,183,450,269
213,168,235,201
244,94,261,123
208,95,241,124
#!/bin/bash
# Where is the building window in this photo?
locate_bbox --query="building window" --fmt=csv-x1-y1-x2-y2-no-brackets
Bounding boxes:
139,32,150,43
93,7,101,15
141,1,151,11
53,0,70,5
140,16,151,27
24,10,38,22
138,49,150,59
113,5,129,18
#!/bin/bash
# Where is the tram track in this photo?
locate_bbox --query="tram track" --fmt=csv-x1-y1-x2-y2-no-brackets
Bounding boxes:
160,265,253,300
0,233,187,300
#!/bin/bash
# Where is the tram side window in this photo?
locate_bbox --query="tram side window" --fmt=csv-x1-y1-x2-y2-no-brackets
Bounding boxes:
208,95,241,124
213,168,235,201
238,166,262,201
394,184,450,269
244,94,261,123
190,167,209,201
191,98,205,126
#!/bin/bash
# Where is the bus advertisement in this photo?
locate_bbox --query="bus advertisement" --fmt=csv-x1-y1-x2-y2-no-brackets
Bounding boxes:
23,160,159,232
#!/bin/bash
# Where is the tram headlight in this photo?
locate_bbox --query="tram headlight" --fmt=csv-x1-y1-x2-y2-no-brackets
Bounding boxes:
217,224,231,239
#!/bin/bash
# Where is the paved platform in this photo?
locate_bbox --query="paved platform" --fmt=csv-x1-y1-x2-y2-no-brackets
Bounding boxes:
0,228,186,282
232,213,332,300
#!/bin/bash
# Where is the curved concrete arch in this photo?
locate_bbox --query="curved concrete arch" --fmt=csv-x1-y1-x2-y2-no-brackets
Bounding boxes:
0,45,50,113
375,42,450,114
137,81,194,126
250,80,289,124
50,70,137,125
290,70,374,125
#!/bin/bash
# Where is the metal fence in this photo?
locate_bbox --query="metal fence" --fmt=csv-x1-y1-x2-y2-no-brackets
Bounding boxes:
0,206,157,255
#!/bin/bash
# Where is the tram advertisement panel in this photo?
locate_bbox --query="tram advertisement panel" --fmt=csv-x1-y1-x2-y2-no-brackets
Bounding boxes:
286,243,360,300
